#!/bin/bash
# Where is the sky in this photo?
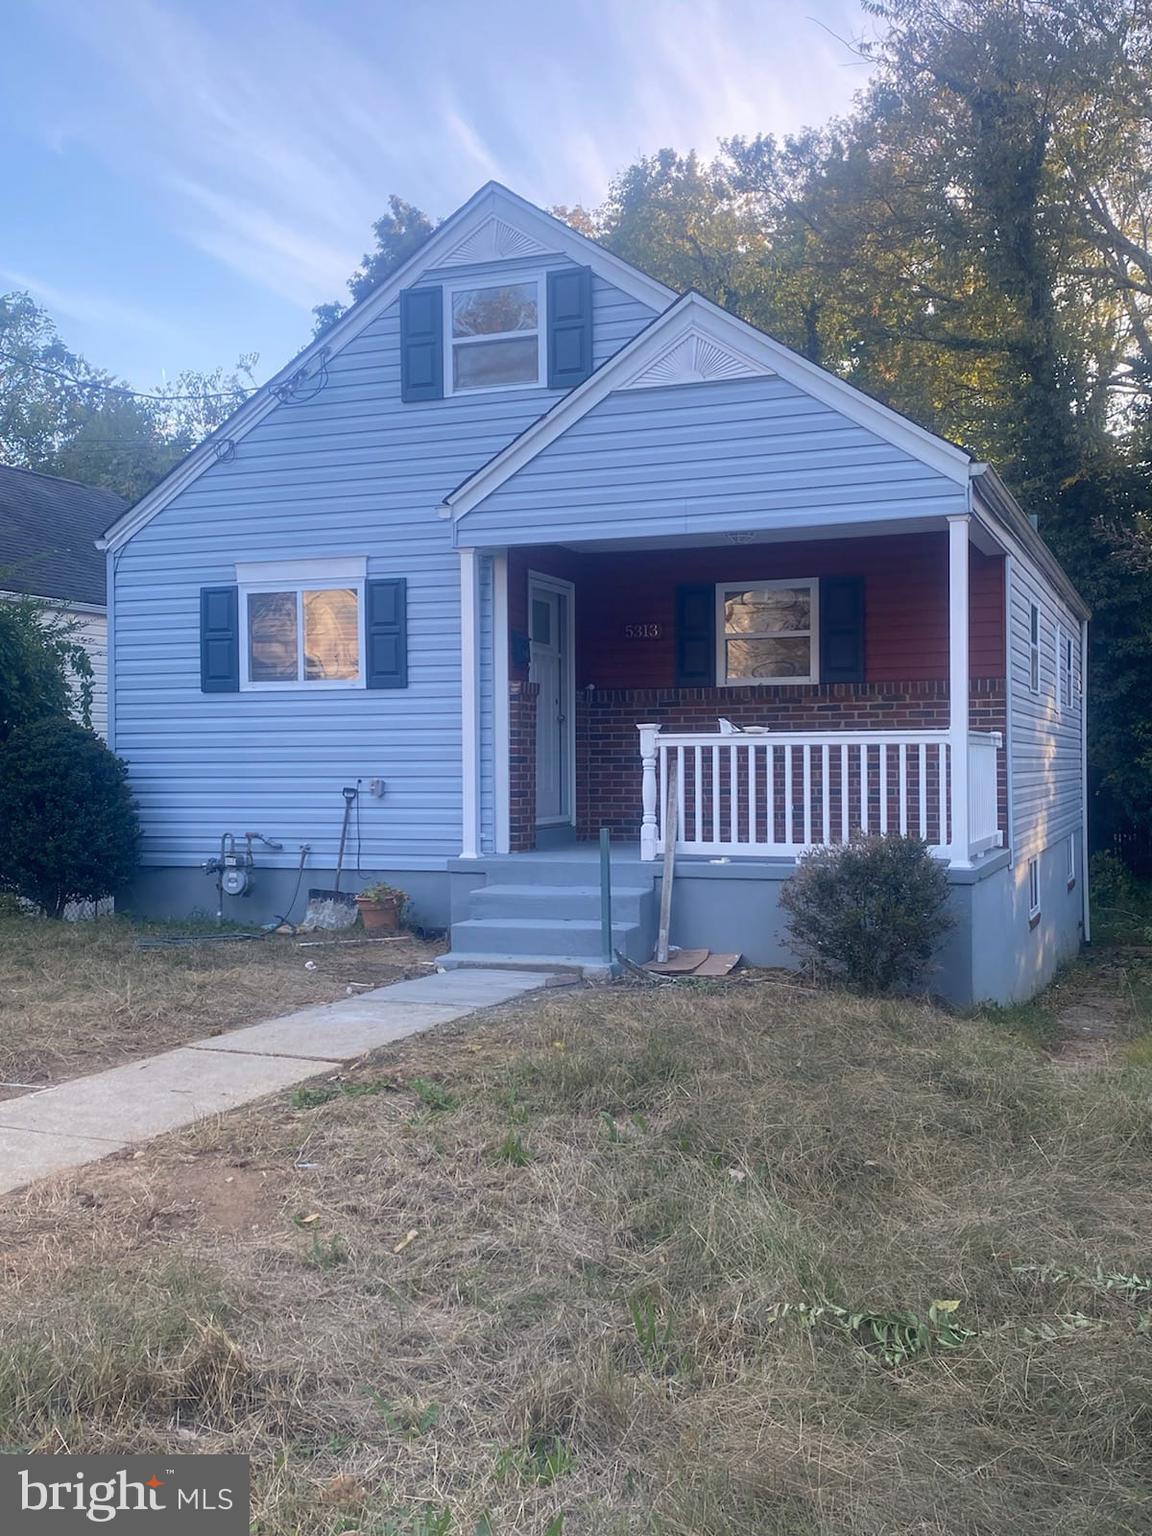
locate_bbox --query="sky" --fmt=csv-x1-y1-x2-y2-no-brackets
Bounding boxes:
0,0,873,389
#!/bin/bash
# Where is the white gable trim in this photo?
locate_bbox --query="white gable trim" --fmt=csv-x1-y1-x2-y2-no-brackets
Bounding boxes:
99,183,675,552
444,292,975,524
619,325,773,389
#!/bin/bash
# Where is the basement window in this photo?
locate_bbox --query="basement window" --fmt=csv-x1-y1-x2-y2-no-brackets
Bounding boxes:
1028,857,1041,925
237,558,365,690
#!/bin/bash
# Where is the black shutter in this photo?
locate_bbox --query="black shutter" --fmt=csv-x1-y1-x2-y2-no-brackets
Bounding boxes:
365,578,408,688
675,584,715,687
400,286,443,402
200,586,239,693
819,576,866,684
547,266,594,390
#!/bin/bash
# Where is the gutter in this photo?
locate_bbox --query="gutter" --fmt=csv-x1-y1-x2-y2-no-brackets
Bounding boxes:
968,463,1090,620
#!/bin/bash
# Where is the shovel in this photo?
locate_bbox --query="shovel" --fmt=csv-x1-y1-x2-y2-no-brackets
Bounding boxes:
300,786,360,931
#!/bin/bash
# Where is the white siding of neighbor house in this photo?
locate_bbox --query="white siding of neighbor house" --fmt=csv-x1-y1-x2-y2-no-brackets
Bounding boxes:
110,263,656,870
62,607,108,740
1008,557,1083,860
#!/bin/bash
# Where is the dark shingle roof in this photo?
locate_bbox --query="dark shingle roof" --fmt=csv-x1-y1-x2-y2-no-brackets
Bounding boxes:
0,465,126,607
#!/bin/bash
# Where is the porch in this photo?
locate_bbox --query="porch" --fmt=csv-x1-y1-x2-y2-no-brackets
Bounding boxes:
461,519,1009,872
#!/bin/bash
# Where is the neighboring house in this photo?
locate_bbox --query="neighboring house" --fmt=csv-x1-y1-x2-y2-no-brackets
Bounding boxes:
99,183,1089,1004
1,464,126,737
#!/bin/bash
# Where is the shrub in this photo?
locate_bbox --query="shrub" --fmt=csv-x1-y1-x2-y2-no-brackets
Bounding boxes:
0,718,139,917
0,593,93,741
780,835,952,994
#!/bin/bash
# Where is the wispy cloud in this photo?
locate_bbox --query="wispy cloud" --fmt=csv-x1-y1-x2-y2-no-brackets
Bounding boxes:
0,264,175,339
34,0,868,313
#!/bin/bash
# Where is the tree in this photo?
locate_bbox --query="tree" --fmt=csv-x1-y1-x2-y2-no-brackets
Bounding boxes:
0,292,256,499
0,595,93,742
314,196,438,333
0,718,139,917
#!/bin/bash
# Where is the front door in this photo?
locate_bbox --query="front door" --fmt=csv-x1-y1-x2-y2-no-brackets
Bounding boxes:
529,576,573,827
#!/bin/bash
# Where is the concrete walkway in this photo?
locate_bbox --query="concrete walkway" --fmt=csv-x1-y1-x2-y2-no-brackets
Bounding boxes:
0,968,551,1197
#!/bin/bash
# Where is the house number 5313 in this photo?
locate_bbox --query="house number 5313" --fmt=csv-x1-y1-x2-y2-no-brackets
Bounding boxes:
623,623,663,640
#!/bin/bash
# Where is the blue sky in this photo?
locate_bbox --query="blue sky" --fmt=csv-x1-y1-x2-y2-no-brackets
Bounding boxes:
0,0,872,389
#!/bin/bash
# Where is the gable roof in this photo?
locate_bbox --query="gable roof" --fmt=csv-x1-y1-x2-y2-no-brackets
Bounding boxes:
99,182,677,552
442,290,976,522
0,465,125,606
441,288,1088,618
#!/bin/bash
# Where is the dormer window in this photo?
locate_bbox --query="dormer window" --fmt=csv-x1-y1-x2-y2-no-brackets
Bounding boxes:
448,277,544,392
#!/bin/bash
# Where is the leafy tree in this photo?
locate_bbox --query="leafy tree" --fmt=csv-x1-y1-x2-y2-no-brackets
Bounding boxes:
314,195,438,333
0,718,139,917
1,292,256,499
0,594,93,742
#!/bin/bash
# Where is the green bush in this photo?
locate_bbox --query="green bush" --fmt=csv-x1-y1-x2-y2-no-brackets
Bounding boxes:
0,718,139,917
780,835,953,994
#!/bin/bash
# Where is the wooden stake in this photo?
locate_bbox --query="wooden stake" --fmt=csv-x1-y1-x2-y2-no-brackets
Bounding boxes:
655,758,678,964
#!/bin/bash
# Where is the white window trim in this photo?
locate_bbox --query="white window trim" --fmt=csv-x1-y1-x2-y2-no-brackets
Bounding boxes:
1067,833,1076,889
715,578,820,687
444,272,546,396
1062,628,1074,709
237,557,367,692
1028,857,1041,922
1028,600,1041,695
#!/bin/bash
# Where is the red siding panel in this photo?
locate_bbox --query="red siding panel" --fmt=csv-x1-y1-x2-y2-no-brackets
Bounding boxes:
511,533,1004,688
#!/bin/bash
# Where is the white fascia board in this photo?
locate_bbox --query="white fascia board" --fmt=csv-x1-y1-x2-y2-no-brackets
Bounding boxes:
0,589,106,616
446,292,975,525
969,464,1089,619
98,182,676,554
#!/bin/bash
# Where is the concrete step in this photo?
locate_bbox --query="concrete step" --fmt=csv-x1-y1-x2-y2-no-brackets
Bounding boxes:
450,916,646,961
437,952,603,978
468,883,653,921
457,856,652,888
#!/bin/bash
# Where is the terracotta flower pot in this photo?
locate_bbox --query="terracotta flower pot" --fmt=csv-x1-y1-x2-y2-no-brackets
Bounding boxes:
355,894,403,934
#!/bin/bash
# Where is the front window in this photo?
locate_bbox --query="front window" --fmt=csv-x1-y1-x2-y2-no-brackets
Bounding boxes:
717,580,818,685
238,559,365,689
448,279,542,392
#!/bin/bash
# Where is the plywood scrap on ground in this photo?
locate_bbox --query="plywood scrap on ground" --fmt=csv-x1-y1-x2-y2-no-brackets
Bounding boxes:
643,949,741,978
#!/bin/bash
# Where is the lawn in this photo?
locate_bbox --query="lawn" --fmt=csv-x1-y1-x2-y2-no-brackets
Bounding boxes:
0,966,1150,1534
0,916,444,1091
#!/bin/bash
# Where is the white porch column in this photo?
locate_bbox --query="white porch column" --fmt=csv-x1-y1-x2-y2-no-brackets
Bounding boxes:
459,546,481,859
947,514,971,866
638,723,661,860
493,551,510,855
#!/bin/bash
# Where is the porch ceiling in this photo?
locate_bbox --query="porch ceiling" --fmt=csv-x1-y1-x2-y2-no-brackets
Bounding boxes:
469,514,1004,557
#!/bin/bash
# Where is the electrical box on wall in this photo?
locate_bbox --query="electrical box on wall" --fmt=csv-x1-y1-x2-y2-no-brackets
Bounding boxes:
368,778,386,798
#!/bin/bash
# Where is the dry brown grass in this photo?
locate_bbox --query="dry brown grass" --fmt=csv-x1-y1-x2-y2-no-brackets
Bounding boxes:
1,979,1151,1534
0,916,444,1089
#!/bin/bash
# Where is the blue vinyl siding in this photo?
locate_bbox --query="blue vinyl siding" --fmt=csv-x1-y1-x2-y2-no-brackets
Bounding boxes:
457,376,968,547
112,266,656,869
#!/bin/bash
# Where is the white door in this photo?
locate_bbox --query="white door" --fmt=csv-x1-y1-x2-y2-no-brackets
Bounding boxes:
529,579,572,825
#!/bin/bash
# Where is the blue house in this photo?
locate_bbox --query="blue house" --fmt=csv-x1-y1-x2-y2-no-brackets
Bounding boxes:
99,183,1089,1003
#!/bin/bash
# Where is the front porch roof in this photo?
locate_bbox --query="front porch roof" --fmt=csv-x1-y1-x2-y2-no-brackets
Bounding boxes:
442,291,976,528
443,290,1087,622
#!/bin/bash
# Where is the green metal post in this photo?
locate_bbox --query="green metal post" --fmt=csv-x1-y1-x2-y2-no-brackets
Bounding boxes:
599,825,613,965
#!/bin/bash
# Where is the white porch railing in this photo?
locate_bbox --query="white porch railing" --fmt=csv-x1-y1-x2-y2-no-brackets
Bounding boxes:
637,724,1003,865
968,729,1003,857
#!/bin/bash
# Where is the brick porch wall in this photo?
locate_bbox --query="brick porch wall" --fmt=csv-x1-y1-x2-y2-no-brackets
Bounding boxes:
508,681,538,852
574,680,1007,843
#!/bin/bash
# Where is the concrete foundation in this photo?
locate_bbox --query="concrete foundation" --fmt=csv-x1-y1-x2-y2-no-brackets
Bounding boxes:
129,833,1086,1007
